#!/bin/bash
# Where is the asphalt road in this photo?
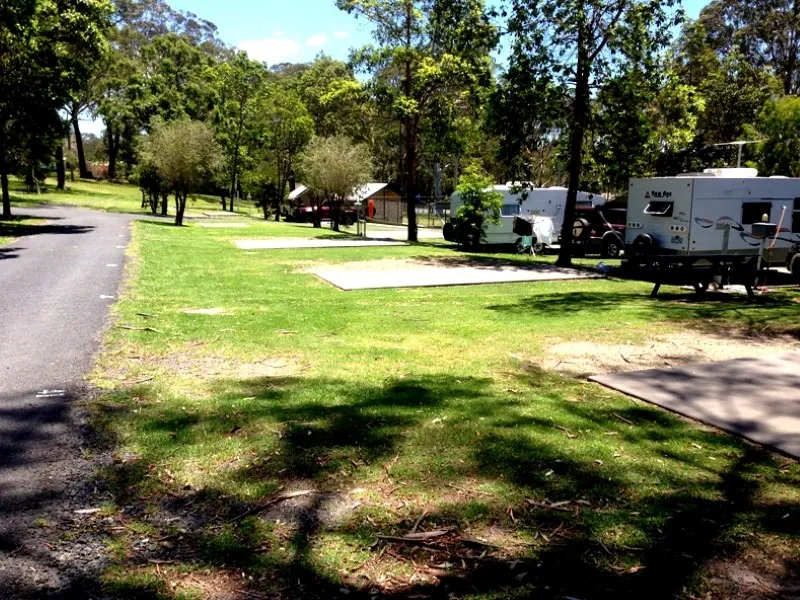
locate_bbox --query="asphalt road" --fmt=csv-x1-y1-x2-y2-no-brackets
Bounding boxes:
0,206,132,592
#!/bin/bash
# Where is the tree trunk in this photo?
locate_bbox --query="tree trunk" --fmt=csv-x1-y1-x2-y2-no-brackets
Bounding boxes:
331,197,341,232
0,127,10,219
72,115,91,179
107,124,120,180
557,22,591,269
175,190,187,226
56,146,66,190
26,164,38,193
404,118,418,242
403,1,418,243
161,190,168,216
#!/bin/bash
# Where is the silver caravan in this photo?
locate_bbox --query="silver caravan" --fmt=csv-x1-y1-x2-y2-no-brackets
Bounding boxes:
446,185,603,246
626,170,800,265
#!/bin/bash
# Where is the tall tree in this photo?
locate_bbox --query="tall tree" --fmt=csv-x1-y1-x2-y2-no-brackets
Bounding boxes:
210,52,265,211
253,88,313,221
697,0,800,95
0,0,111,218
505,0,681,266
336,0,498,242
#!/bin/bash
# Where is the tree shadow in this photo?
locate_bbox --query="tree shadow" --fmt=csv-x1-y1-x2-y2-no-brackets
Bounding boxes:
486,290,800,339
0,216,95,249
8,369,790,600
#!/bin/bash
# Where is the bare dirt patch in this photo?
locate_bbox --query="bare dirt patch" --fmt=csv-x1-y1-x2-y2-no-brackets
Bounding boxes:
543,332,800,376
108,348,303,383
179,307,232,315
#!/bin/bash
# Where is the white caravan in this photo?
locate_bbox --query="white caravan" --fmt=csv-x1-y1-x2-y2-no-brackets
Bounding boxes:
448,185,603,246
626,169,800,265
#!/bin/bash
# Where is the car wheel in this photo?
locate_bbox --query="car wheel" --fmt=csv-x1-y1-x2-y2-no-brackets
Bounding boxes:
603,238,622,258
442,222,454,242
790,254,800,282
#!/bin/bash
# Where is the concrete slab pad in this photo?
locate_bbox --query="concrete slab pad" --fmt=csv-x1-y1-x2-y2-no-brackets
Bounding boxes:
365,227,442,241
203,211,240,218
591,353,800,458
197,222,249,228
235,238,407,250
312,264,598,290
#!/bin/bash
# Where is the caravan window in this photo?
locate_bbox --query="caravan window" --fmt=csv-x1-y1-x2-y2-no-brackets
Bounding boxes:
644,201,673,217
501,204,521,216
741,202,772,225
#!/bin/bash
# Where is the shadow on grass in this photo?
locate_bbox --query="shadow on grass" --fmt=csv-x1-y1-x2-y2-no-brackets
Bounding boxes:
486,290,800,339
14,372,798,599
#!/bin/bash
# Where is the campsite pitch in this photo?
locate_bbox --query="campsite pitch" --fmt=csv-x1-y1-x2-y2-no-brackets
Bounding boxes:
234,238,407,250
591,353,800,458
311,262,599,290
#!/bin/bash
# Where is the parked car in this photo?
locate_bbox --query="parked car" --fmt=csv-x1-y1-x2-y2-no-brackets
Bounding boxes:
286,201,358,226
571,205,627,258
787,243,800,282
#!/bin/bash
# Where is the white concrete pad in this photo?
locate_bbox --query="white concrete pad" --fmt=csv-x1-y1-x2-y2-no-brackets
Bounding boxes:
203,211,240,218
198,222,249,229
235,238,408,250
365,227,442,241
312,264,598,290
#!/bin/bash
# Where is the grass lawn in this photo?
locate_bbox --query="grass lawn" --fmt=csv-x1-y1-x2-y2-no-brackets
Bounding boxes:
83,217,799,599
7,177,259,218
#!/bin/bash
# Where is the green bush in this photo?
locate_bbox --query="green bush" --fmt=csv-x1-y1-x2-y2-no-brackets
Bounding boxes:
454,167,502,247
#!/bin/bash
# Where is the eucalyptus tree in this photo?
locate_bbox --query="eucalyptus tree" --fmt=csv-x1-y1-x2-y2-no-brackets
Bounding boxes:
336,0,498,241
503,0,682,266
252,87,314,221
210,52,266,211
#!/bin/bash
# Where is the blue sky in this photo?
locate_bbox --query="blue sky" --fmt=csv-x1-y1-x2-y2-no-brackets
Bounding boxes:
169,0,711,66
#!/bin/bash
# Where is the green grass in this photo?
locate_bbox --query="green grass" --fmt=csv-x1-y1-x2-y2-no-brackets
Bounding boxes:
86,217,800,599
7,176,257,217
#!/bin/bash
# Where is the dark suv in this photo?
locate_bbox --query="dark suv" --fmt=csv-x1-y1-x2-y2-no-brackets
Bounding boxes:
571,206,627,258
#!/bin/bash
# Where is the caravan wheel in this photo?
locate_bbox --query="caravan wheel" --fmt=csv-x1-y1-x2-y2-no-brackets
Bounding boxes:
603,238,622,258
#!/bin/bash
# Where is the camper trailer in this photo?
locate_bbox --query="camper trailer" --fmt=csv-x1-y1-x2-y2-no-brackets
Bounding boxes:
443,185,603,247
626,170,800,266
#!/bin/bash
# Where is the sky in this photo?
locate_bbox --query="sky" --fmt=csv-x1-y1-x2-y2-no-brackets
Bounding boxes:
170,0,711,65
81,0,710,134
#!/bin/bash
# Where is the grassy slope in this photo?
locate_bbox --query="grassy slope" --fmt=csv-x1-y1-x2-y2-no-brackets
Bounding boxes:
89,218,799,599
8,177,256,217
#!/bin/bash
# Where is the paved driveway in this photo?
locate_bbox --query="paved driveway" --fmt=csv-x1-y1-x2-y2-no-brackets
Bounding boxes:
0,206,132,590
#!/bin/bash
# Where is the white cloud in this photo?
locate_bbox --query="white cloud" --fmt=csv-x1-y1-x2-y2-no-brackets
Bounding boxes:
305,33,329,48
239,37,301,65
333,31,350,40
